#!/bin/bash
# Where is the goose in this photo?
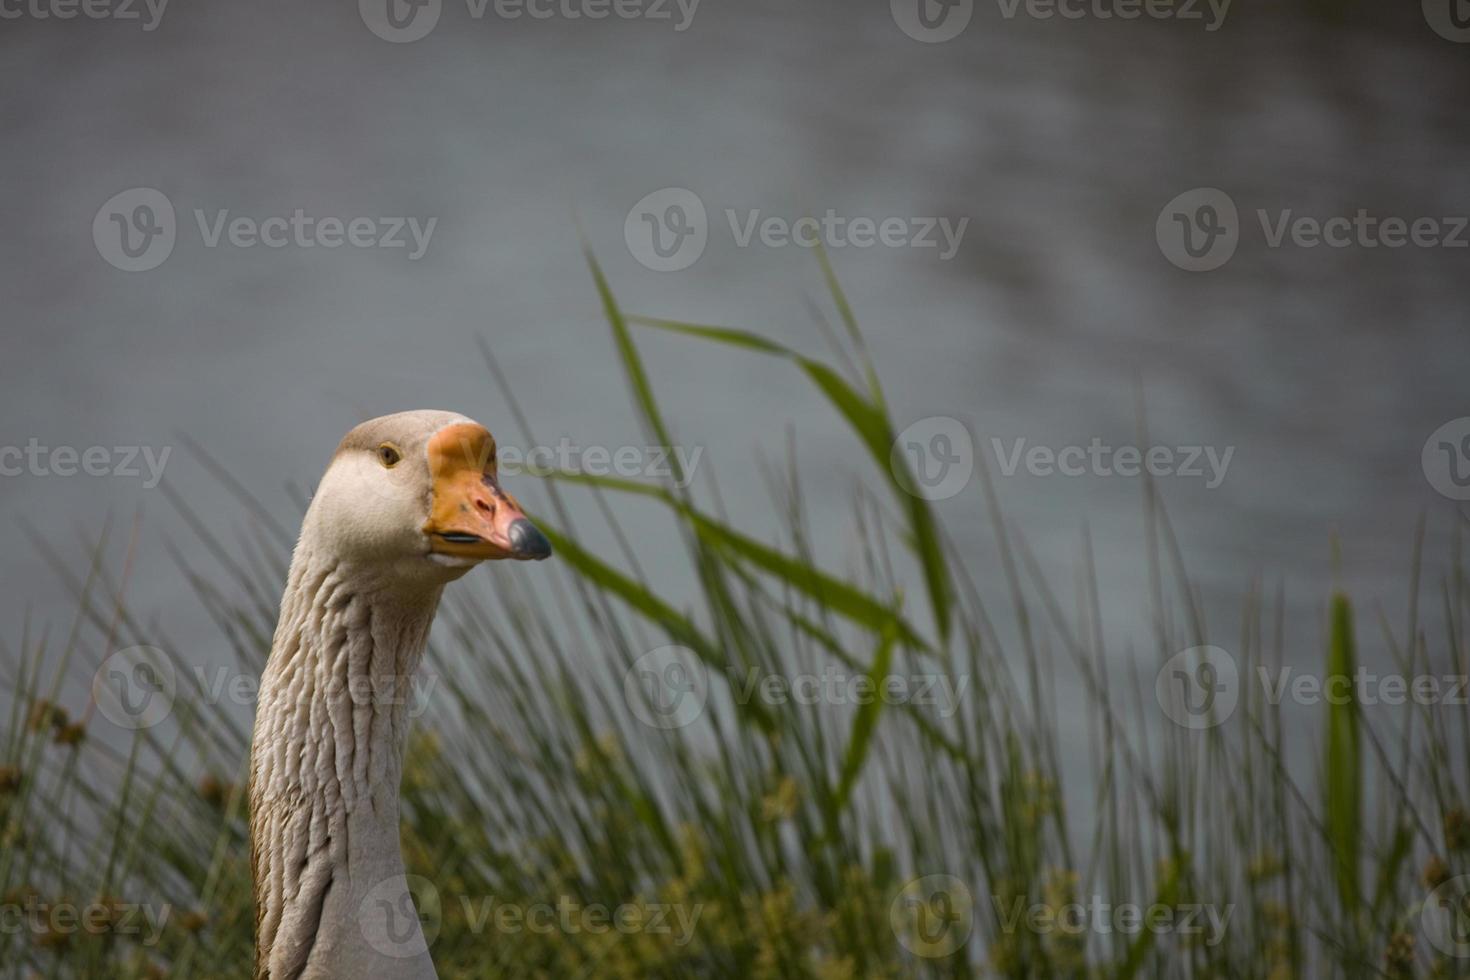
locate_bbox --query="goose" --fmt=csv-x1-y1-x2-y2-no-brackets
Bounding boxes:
248,411,551,979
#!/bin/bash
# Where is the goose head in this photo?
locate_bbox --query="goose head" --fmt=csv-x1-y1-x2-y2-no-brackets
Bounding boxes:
307,409,551,586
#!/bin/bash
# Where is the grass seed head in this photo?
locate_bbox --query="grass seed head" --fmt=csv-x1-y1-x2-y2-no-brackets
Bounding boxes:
1425,855,1452,890
1446,808,1470,852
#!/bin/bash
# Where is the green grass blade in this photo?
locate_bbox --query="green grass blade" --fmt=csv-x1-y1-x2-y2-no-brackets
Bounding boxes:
830,625,898,820
535,523,778,734
544,471,929,650
812,243,883,410
627,314,953,644
1116,856,1181,979
1325,591,1361,924
581,244,684,486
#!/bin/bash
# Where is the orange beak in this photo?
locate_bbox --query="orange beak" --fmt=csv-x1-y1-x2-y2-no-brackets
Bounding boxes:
422,423,552,561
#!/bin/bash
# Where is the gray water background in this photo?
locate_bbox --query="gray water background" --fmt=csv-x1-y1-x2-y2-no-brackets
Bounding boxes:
1,0,1467,767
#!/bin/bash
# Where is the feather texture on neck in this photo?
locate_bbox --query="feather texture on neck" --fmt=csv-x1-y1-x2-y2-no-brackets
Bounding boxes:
249,537,442,980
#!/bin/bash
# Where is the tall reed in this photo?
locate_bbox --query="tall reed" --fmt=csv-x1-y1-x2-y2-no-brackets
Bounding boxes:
1,254,1466,978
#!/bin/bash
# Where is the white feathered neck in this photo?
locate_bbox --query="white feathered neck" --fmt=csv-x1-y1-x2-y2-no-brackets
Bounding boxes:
249,522,442,980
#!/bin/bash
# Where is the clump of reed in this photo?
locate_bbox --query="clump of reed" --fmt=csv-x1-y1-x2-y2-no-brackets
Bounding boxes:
1,252,1467,978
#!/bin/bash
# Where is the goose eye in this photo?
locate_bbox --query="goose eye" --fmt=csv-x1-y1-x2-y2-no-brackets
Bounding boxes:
377,443,402,468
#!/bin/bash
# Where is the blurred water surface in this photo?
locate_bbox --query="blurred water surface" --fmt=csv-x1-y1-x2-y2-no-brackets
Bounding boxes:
1,0,1466,746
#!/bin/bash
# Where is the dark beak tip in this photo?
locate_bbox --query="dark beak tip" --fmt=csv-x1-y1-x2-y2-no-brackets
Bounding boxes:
508,519,552,561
